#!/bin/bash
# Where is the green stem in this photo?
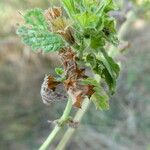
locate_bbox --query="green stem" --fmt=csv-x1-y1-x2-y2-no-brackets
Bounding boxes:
55,98,90,150
60,97,73,122
55,10,136,150
39,97,72,150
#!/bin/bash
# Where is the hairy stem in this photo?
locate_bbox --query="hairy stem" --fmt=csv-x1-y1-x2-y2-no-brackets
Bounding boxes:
55,98,90,150
39,97,72,150
55,10,135,150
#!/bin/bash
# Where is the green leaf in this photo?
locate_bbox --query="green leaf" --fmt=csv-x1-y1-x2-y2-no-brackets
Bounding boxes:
102,68,115,93
96,15,105,31
102,18,119,45
55,67,64,75
103,0,117,13
101,49,120,78
100,49,120,93
86,54,103,77
75,12,99,29
17,26,64,52
90,35,105,49
16,8,64,52
82,77,99,87
96,0,117,15
85,50,120,94
82,0,100,12
24,8,48,30
82,77,109,110
62,0,78,17
104,19,116,33
86,53,97,67
92,60,104,75
91,91,109,110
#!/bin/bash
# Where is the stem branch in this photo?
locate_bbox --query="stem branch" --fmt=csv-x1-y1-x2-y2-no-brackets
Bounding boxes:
55,98,90,150
55,10,136,150
39,97,72,150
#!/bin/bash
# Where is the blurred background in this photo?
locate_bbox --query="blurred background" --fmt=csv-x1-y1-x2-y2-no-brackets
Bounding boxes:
0,0,149,150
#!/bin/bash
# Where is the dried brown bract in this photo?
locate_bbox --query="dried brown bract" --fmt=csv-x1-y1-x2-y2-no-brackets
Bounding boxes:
45,7,62,20
45,7,75,45
59,47,94,108
40,75,67,105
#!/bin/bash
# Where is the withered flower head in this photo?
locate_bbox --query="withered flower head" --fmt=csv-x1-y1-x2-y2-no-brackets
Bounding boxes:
40,75,67,105
45,7,75,45
45,7,62,20
57,26,75,45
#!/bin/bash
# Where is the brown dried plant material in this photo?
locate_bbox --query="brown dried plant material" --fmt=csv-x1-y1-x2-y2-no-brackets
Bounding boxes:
82,85,95,97
68,119,79,128
50,18,70,31
64,78,76,90
46,75,60,90
40,75,67,105
40,47,94,108
45,7,67,31
45,7,75,45
76,68,87,78
59,48,76,76
51,18,75,45
57,26,75,45
73,91,84,108
59,47,94,108
45,7,62,20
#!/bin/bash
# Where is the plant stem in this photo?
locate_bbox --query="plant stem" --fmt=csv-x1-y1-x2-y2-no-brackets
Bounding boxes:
60,97,73,122
55,98,90,150
55,10,136,150
39,97,72,150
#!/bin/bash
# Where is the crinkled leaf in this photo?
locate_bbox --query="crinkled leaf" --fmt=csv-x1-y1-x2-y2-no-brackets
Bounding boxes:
83,28,97,39
91,91,109,110
93,61,103,75
102,68,115,93
103,0,117,13
90,35,105,49
104,19,116,33
96,0,117,15
86,53,97,67
101,49,120,78
75,12,99,29
86,54,103,76
100,49,120,93
24,8,48,30
82,77,99,87
86,50,120,94
17,26,64,52
102,18,119,45
82,0,100,12
17,8,64,52
82,77,109,110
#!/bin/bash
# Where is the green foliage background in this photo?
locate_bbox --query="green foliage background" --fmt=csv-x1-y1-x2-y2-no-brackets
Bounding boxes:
0,0,150,149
